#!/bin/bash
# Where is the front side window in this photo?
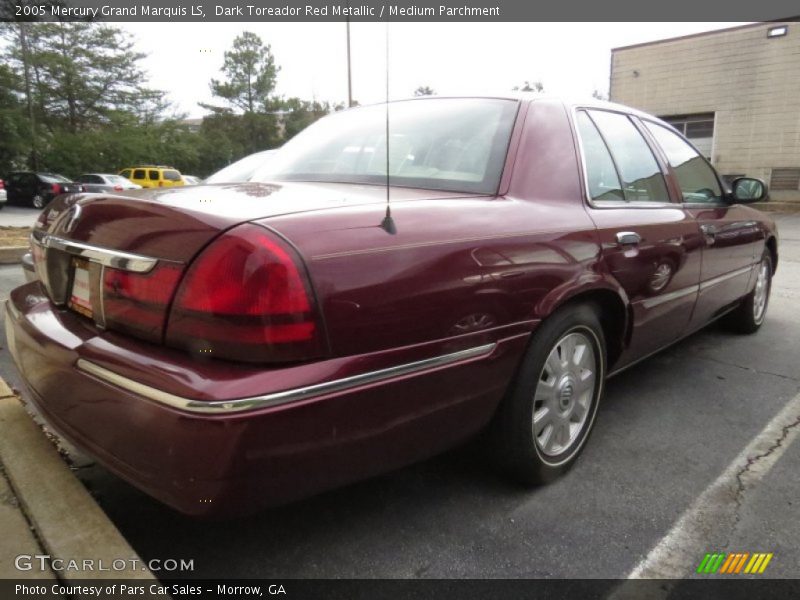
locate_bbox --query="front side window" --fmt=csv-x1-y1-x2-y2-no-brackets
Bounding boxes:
253,98,518,195
588,110,670,203
644,121,722,204
163,170,182,181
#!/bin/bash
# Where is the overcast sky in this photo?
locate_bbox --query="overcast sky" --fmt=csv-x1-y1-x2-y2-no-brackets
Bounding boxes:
123,22,745,117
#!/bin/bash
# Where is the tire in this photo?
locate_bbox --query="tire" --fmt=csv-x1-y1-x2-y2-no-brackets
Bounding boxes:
32,194,45,209
723,250,772,334
493,303,606,484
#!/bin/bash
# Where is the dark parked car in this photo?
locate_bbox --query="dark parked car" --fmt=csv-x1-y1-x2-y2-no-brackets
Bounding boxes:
4,172,81,209
6,97,777,516
73,173,142,194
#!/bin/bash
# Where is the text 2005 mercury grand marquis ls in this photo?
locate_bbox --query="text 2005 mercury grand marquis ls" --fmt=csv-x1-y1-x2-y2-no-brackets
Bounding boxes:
6,97,777,516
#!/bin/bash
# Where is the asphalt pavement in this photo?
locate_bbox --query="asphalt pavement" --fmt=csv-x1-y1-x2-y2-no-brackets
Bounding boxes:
0,214,798,580
0,205,40,228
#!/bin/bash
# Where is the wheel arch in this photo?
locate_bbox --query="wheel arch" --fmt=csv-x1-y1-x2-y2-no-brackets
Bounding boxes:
539,285,630,371
765,235,778,274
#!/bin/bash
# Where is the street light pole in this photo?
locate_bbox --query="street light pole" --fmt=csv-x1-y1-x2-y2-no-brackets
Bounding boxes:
346,17,353,107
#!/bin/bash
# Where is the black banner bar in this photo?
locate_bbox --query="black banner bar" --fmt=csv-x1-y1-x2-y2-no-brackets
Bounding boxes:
3,579,800,600
1,0,799,22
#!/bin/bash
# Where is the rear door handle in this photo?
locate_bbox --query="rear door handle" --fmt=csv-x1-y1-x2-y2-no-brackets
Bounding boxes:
616,231,641,246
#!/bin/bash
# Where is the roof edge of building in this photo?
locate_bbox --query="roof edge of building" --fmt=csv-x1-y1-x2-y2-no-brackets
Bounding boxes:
611,19,797,53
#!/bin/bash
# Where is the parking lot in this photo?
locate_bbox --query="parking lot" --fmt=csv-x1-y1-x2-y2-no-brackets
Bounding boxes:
0,213,798,580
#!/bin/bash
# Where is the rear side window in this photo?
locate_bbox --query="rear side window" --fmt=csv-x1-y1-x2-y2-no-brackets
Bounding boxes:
163,170,181,181
149,170,160,180
133,169,145,179
576,112,624,202
644,121,722,204
588,110,669,203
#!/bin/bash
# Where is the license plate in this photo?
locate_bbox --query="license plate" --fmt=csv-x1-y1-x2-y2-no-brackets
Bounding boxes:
69,258,93,319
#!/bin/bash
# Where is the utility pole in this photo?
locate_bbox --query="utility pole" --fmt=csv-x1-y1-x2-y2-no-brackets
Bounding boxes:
18,22,39,170
346,17,353,107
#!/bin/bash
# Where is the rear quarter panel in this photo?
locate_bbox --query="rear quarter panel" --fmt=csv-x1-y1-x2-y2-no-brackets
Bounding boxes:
260,99,606,359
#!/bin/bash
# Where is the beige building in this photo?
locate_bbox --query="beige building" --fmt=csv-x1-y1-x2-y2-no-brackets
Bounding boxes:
610,22,800,201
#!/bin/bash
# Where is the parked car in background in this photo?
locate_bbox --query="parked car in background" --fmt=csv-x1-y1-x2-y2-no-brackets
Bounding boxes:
181,175,202,185
119,165,185,188
0,179,7,209
204,149,277,183
4,172,81,209
6,97,777,516
74,173,142,193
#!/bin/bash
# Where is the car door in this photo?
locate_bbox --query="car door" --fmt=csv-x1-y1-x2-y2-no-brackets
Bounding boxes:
575,109,704,366
641,120,761,330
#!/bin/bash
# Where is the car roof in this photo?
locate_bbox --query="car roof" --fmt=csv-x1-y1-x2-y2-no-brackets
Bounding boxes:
350,94,658,121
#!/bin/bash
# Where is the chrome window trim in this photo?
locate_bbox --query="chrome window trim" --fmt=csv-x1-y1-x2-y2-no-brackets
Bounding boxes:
75,342,498,415
571,106,680,211
31,231,159,273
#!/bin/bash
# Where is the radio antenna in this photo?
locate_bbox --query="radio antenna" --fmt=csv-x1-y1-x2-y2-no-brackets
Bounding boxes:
380,20,396,235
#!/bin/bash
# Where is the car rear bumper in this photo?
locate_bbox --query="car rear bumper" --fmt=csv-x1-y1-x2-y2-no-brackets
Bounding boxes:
5,282,531,516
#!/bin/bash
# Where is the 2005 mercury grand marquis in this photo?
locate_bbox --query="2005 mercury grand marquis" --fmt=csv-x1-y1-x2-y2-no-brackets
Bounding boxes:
6,96,777,516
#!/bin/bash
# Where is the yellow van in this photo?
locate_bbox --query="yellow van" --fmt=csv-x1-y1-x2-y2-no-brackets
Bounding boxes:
119,166,185,188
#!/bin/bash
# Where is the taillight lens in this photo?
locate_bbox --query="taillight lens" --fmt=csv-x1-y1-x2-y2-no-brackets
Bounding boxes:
113,185,123,191
103,264,182,343
165,224,325,363
52,183,62,195
0,179,5,189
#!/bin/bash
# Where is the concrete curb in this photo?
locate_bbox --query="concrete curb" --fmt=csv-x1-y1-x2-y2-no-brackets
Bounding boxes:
0,246,26,265
0,389,159,583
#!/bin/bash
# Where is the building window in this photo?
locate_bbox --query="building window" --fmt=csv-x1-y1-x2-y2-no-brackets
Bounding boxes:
659,113,715,160
770,168,800,191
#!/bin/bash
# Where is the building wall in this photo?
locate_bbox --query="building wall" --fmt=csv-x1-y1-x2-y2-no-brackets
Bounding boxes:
610,22,800,200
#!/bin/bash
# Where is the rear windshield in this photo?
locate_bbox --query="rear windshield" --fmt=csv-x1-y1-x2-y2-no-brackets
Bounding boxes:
106,175,131,184
206,150,277,184
163,170,182,181
252,98,518,195
39,173,71,183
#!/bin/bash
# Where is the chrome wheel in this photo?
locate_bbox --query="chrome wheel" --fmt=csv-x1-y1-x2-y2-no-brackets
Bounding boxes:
533,331,597,457
753,259,770,323
32,195,45,209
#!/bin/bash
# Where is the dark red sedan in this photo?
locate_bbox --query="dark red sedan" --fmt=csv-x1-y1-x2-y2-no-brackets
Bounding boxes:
6,97,777,516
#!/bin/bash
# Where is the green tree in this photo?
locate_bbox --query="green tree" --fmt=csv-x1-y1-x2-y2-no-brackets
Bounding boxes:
512,81,544,93
0,63,30,174
414,86,436,97
211,31,279,113
4,22,165,134
273,97,342,141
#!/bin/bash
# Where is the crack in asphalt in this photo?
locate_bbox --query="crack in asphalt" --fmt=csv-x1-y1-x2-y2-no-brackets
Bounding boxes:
695,354,800,383
727,414,800,548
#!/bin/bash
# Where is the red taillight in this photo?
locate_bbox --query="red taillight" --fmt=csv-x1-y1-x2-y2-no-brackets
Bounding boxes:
103,264,183,343
52,183,62,195
0,179,5,190
113,185,123,191
165,224,325,363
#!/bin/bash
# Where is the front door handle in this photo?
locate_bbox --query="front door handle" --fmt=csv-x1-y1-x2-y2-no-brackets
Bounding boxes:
616,231,641,246
700,224,717,245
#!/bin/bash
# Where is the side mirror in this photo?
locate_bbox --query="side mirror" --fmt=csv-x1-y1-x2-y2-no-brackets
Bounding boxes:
731,177,768,204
